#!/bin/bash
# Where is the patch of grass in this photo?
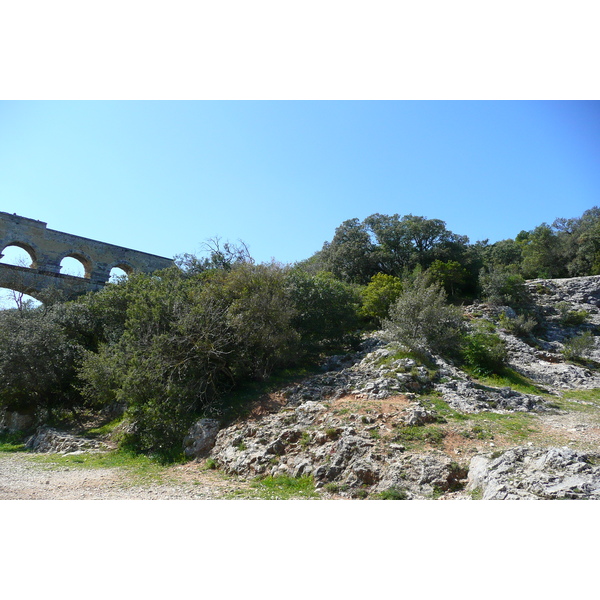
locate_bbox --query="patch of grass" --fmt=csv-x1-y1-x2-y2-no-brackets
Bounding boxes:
470,488,483,500
83,417,124,439
249,475,318,499
352,488,369,499
323,482,349,494
461,424,493,440
469,411,537,442
375,346,437,371
421,394,469,422
325,428,340,441
375,487,408,500
466,366,548,396
553,388,600,414
393,424,446,447
25,449,174,486
0,431,28,453
562,388,600,402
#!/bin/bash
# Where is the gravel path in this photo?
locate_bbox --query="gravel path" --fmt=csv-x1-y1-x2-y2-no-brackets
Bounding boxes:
0,453,251,500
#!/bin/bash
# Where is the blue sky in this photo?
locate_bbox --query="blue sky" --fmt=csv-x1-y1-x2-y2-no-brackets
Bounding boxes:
1,101,599,268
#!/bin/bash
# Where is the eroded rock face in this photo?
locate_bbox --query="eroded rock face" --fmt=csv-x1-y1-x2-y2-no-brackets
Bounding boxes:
375,455,467,498
467,447,600,499
434,379,549,413
25,427,106,454
207,275,600,499
500,329,600,390
281,337,436,405
210,399,468,499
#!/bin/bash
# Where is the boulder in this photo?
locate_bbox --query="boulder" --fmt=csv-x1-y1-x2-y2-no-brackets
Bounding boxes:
25,427,105,454
183,418,221,459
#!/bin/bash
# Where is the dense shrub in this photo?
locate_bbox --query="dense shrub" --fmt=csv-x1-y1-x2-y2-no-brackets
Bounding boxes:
499,311,538,338
0,306,87,419
479,267,530,307
562,331,595,362
462,326,508,376
383,273,465,356
285,269,361,354
556,302,588,327
359,273,403,323
77,262,363,455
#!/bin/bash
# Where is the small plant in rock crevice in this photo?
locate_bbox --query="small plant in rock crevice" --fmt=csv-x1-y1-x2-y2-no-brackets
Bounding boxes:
562,331,596,362
376,487,408,500
325,427,340,440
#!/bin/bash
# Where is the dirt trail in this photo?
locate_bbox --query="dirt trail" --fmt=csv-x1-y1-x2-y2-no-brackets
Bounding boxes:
0,453,251,500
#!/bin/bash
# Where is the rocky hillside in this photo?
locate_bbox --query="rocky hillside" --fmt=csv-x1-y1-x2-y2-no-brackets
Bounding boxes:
188,275,600,499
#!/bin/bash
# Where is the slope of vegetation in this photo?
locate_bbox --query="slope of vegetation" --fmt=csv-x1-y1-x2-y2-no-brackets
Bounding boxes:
2,207,600,461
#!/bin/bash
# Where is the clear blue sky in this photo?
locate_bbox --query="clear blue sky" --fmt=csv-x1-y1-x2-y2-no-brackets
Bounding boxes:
1,101,599,266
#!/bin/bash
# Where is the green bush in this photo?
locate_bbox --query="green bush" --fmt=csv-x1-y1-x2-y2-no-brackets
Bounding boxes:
479,267,530,307
0,305,87,418
556,302,589,327
462,327,508,376
376,487,408,500
359,273,403,323
383,273,464,357
285,269,361,354
499,312,538,338
562,331,595,361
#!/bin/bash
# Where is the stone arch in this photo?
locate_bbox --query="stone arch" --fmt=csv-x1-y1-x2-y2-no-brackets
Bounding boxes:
0,241,38,268
110,261,134,275
108,261,134,283
0,287,41,310
59,251,94,279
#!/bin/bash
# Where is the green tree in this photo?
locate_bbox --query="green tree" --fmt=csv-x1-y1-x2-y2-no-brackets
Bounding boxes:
427,260,468,298
319,218,377,284
520,224,566,279
485,239,523,270
479,267,530,307
365,213,469,275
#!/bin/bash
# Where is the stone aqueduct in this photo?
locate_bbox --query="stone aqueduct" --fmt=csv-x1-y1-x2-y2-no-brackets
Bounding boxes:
0,211,174,301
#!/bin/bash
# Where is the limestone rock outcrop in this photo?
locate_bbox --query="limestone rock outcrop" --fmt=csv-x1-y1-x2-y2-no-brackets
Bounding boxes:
467,446,600,499
25,427,107,454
